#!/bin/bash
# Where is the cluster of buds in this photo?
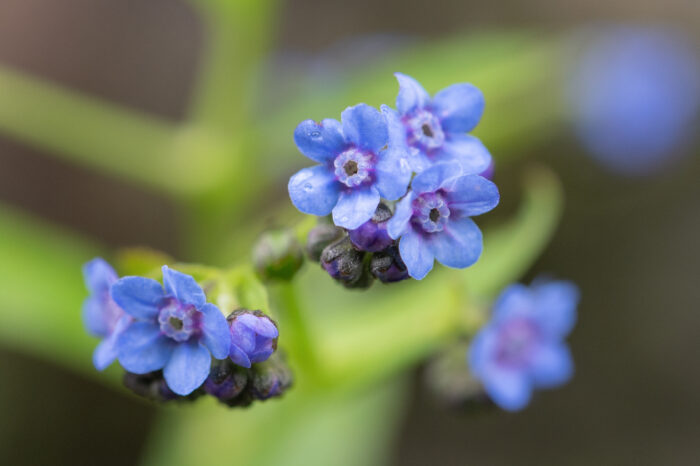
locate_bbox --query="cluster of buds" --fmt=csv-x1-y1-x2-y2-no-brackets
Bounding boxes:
308,203,410,289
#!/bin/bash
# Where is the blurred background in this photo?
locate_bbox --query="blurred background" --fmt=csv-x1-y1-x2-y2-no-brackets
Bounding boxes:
0,0,698,465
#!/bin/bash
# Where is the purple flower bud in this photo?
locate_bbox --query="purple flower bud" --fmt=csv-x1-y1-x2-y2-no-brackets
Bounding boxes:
123,371,200,403
370,245,409,283
348,203,394,252
204,358,250,402
248,353,293,401
228,310,279,368
306,223,345,262
320,236,373,289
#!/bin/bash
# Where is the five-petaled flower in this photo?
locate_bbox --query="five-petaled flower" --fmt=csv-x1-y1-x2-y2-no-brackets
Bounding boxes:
228,310,279,368
288,103,412,230
383,72,492,175
111,266,230,395
82,258,131,371
386,162,499,280
468,280,579,411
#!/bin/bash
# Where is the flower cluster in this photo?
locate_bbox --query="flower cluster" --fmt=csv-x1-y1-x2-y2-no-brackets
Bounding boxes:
468,279,579,411
82,258,290,405
289,73,499,283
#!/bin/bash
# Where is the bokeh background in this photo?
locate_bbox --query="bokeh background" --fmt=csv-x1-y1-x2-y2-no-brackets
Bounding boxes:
0,1,698,465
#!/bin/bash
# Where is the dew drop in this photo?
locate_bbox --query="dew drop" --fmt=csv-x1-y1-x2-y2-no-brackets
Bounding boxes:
303,183,313,192
310,130,321,138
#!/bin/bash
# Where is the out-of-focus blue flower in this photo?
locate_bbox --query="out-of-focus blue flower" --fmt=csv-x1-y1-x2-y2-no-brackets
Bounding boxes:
383,73,492,175
111,266,230,395
569,26,700,175
288,103,412,230
228,310,279,368
82,258,131,371
386,163,499,280
468,280,579,411
347,203,394,252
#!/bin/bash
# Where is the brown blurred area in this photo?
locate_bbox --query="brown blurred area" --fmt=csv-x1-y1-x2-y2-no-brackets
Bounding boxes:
0,1,698,465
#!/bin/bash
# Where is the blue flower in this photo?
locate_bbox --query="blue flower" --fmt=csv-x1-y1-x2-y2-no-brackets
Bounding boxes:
228,310,279,368
386,163,499,280
288,103,412,230
111,266,230,395
82,258,131,371
383,73,492,174
468,280,579,411
569,26,700,175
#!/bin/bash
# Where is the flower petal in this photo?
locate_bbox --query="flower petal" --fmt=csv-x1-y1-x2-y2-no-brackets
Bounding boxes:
82,296,110,337
375,146,412,200
110,276,164,320
332,186,380,230
293,118,347,163
530,343,574,388
491,284,534,323
444,174,500,217
432,83,485,133
116,321,174,373
163,341,211,395
394,72,430,114
532,281,580,338
428,217,483,269
161,266,206,308
341,104,388,152
92,315,131,371
288,165,341,216
467,327,497,376
387,192,414,239
83,257,117,294
482,365,532,411
199,303,230,359
382,105,408,149
410,162,462,195
238,313,278,339
229,344,252,368
398,229,434,280
439,134,492,175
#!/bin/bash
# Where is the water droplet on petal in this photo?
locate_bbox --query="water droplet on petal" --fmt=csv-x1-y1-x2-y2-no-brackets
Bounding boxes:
303,183,313,192
310,130,321,138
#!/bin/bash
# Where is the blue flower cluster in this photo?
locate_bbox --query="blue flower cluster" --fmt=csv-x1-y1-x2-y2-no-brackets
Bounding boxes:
289,73,499,281
82,258,288,403
469,280,579,411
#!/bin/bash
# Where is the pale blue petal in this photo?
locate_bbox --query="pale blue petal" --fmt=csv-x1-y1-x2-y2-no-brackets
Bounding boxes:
332,186,380,230
444,174,500,217
293,118,347,163
532,281,580,338
163,341,211,395
491,285,534,323
199,303,230,359
428,217,483,269
467,328,497,376
231,320,256,353
288,165,341,216
382,105,408,149
162,266,206,308
394,72,430,114
398,229,434,280
375,146,412,200
387,193,414,240
410,162,462,195
229,344,252,368
482,365,532,411
82,296,110,337
110,276,164,320
530,343,574,388
238,313,278,339
341,104,388,152
117,322,174,373
82,257,118,294
439,134,492,175
432,83,485,133
92,315,131,371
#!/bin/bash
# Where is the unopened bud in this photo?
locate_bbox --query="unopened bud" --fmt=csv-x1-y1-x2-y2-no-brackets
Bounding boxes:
253,229,304,281
248,353,293,400
320,236,373,289
306,223,344,262
370,245,409,283
348,203,394,252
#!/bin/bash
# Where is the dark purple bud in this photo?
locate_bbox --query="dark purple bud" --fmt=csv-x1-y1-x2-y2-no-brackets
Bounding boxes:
348,203,394,252
227,309,279,368
320,236,373,289
370,245,409,283
248,353,293,401
479,159,495,180
204,358,250,402
123,371,201,403
252,229,304,281
306,223,345,262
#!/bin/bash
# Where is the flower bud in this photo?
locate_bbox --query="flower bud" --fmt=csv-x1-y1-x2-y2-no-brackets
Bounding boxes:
320,236,373,289
370,245,409,283
252,229,304,281
348,203,394,252
248,353,293,400
228,309,279,368
306,223,344,262
204,358,250,402
123,371,201,403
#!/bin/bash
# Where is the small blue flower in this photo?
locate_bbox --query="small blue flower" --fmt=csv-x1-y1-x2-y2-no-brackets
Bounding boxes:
110,266,230,395
468,280,579,411
82,258,131,371
383,73,492,174
386,162,499,280
228,310,279,368
288,103,412,230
